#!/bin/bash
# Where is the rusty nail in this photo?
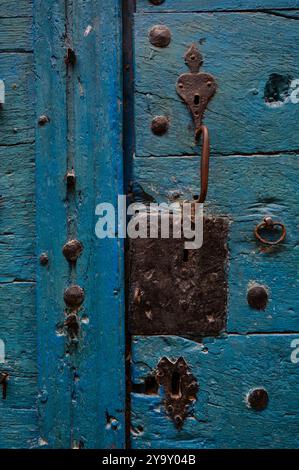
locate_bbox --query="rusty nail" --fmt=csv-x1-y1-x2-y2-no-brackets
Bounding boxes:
39,253,49,266
65,48,76,66
247,285,268,310
0,373,9,399
150,0,165,4
64,285,85,308
66,169,76,189
149,25,171,48
63,239,83,263
247,388,269,411
38,115,50,126
151,115,169,135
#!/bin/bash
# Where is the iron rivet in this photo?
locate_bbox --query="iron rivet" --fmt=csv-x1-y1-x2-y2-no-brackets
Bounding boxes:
149,0,165,4
38,115,50,126
167,405,174,413
151,115,169,135
247,285,268,310
62,239,83,263
149,25,171,48
247,388,269,411
64,285,85,308
39,253,49,266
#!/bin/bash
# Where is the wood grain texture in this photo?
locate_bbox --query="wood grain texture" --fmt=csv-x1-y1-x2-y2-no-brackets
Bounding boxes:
0,6,36,449
70,0,125,449
135,12,299,156
35,0,71,448
132,154,299,333
0,54,34,145
131,334,299,448
0,284,37,448
0,144,35,282
0,1,32,17
137,0,299,12
0,18,32,51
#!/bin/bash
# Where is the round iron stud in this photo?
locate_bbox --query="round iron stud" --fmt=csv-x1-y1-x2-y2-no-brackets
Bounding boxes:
64,285,85,308
247,388,269,411
247,285,268,310
151,115,169,135
149,25,171,48
63,239,83,263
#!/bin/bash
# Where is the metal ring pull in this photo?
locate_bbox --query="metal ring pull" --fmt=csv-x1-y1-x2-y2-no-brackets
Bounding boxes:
195,125,210,203
254,216,286,246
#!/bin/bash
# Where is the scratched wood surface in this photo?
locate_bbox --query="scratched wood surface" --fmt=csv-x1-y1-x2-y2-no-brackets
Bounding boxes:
1,0,125,449
134,12,299,157
131,4,299,449
0,3,37,448
131,335,299,448
137,0,299,12
70,0,125,449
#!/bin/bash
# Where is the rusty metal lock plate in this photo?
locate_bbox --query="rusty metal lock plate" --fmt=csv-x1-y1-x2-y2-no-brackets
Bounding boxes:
129,216,229,337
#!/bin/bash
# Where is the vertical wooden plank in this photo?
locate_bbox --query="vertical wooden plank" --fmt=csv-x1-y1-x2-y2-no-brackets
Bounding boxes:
69,0,125,448
34,1,71,448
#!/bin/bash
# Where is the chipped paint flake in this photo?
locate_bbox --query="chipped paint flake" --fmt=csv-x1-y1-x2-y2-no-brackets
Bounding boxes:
84,24,93,37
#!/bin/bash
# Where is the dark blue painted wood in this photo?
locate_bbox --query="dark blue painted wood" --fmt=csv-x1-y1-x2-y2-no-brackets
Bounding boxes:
0,5,37,448
70,0,125,449
35,0,71,448
131,334,299,448
134,12,299,157
35,0,125,448
131,6,299,449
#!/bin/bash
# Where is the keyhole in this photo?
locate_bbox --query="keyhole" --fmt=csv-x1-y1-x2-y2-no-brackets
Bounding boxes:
171,371,182,399
194,94,200,105
183,249,189,262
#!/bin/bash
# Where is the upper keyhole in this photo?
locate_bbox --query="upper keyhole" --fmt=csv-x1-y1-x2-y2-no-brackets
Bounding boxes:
194,94,200,105
171,371,182,399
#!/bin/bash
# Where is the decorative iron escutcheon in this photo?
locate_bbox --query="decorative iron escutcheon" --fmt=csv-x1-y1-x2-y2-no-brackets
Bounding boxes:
156,357,198,429
176,44,217,133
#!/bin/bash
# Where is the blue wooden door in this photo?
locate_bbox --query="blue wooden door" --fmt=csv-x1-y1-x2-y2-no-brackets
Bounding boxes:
0,0,125,449
129,0,299,448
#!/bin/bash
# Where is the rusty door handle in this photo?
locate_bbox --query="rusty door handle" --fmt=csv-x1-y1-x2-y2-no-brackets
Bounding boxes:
195,125,210,203
176,44,217,203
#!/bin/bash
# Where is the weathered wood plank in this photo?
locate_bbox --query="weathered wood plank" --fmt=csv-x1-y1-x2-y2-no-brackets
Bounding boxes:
131,334,299,448
0,18,32,51
135,12,299,156
35,0,71,448
132,154,299,333
71,0,125,449
0,283,37,448
0,144,35,282
0,54,34,145
137,0,299,12
0,1,32,17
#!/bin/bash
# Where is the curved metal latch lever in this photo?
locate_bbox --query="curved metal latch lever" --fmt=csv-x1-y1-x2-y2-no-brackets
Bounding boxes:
176,44,217,203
